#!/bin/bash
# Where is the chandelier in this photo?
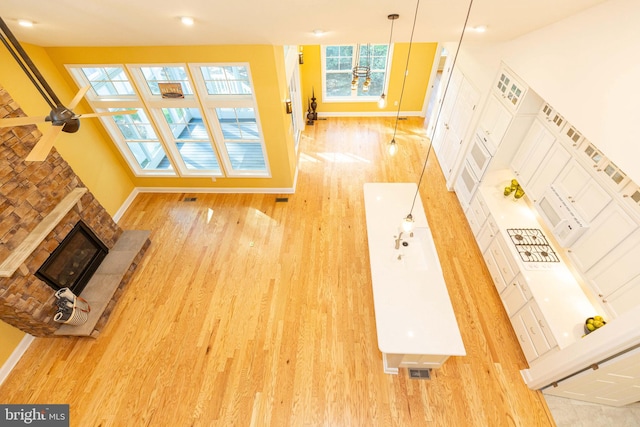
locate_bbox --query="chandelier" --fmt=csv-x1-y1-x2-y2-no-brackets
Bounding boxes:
351,44,372,92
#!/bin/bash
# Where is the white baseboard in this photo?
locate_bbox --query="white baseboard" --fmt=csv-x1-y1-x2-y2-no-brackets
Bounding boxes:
317,111,425,118
113,188,141,223
0,334,34,386
134,186,296,194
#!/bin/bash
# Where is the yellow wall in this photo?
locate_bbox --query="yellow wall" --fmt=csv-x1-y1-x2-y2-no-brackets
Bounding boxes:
0,321,26,366
44,45,298,191
300,43,437,115
0,44,136,216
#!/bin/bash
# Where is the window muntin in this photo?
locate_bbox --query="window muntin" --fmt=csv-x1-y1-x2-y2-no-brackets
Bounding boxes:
199,66,252,95
140,66,193,96
126,142,173,170
157,107,221,173
213,107,266,172
323,44,389,100
67,63,269,178
216,108,259,140
80,67,135,97
107,108,172,171
161,108,208,140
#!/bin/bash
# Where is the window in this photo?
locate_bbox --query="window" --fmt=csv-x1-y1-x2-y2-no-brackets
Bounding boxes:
322,44,390,101
67,63,269,178
200,66,252,95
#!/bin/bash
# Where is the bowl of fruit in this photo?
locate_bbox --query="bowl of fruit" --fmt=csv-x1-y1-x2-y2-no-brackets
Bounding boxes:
584,315,606,335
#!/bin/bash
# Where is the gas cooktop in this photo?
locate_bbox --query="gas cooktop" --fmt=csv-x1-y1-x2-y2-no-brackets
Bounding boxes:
506,228,560,268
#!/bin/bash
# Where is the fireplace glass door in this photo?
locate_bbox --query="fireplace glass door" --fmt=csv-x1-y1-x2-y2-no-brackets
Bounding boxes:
35,220,108,295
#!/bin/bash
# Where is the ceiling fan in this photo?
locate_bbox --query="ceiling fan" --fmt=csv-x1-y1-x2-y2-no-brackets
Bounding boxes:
0,17,134,161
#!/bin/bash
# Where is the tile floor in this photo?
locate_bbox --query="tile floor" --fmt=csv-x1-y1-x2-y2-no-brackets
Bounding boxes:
545,395,640,426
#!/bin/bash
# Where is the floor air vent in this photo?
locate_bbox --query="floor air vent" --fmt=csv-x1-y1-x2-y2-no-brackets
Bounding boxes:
408,368,431,380
183,197,197,202
275,197,289,203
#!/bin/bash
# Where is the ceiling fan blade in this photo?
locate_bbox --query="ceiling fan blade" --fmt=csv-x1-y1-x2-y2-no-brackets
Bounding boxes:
67,86,91,109
75,110,137,119
0,116,50,127
25,125,64,162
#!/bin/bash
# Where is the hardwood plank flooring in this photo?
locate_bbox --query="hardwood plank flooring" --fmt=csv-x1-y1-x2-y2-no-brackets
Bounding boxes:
0,117,555,426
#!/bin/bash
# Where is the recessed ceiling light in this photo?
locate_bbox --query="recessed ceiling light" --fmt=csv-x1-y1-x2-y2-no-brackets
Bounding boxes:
181,16,194,26
18,19,34,28
467,25,487,33
313,29,324,37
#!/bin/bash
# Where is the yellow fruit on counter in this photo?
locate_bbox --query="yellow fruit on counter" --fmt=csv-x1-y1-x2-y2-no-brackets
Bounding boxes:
593,321,604,328
594,315,603,322
514,188,525,199
586,323,596,331
586,318,594,324
504,186,513,196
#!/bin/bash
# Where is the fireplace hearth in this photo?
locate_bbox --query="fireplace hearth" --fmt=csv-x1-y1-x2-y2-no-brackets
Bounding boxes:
35,220,109,296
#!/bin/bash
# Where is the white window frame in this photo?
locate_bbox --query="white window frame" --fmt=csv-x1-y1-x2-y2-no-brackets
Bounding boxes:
321,44,393,103
190,63,271,178
66,62,270,179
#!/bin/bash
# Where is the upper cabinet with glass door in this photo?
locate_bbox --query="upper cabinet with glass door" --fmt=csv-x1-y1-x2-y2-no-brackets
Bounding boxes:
494,68,527,111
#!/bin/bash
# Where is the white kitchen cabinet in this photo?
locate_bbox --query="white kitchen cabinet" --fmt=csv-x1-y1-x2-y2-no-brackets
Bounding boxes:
539,103,566,133
543,345,640,407
467,192,491,233
554,159,611,222
526,143,571,202
501,273,530,317
433,68,479,181
495,69,527,110
584,228,640,316
466,192,490,236
476,95,512,154
511,119,556,187
483,234,519,294
605,275,640,317
512,301,558,363
476,215,497,253
568,202,638,272
511,310,538,362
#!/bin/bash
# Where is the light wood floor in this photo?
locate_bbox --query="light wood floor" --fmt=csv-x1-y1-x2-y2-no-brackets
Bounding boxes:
0,117,555,426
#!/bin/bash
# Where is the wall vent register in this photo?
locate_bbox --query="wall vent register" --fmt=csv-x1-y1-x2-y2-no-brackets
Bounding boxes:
507,228,560,269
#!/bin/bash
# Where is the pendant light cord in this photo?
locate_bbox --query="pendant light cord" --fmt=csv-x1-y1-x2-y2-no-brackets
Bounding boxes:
407,0,475,217
382,15,397,95
391,0,420,142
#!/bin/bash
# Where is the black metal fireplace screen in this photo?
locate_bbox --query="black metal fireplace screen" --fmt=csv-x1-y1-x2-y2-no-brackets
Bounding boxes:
35,220,108,296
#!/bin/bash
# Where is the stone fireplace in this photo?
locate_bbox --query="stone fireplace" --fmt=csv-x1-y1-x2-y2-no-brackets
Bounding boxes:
0,84,148,337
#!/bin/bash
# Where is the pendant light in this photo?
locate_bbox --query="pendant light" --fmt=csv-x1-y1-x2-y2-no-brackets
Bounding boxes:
378,14,399,109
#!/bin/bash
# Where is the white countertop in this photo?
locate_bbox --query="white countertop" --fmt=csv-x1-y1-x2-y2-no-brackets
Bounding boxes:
479,170,599,349
363,183,466,357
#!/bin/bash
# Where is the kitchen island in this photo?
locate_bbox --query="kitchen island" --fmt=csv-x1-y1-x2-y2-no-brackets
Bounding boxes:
363,183,466,374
